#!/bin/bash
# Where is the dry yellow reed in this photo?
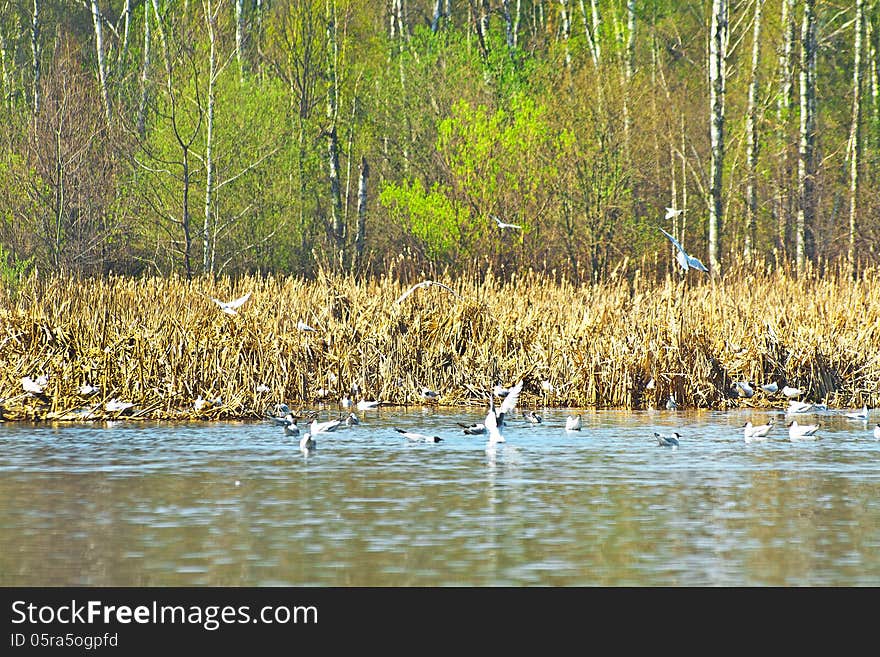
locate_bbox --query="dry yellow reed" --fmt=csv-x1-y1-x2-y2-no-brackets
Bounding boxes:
0,267,878,421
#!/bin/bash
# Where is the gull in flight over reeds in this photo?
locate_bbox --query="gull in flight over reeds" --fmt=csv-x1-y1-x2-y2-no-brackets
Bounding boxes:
743,420,773,442
843,406,868,421
394,280,461,305
297,320,317,332
491,214,522,230
395,428,443,443
565,415,582,431
654,431,681,448
788,420,820,440
665,207,683,220
659,227,709,273
211,291,251,316
22,375,48,395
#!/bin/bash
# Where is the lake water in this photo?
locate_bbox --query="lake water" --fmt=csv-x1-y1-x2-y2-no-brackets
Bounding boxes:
1,406,879,586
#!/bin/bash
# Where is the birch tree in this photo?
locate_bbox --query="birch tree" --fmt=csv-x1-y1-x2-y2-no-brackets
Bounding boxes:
326,0,344,266
775,0,796,259
744,0,762,260
848,0,865,276
202,0,219,274
708,0,727,273
88,0,111,126
796,0,816,277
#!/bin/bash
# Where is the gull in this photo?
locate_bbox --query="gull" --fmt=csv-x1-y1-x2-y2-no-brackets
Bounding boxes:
665,207,683,220
781,386,802,398
394,280,461,305
659,227,709,273
297,320,317,332
732,381,755,399
874,424,880,440
843,406,868,421
760,382,779,395
395,428,443,443
421,387,441,402
356,399,381,411
743,420,773,442
540,380,554,393
276,414,299,437
491,214,522,230
105,398,134,413
485,379,524,451
311,418,343,434
788,420,820,440
523,410,543,425
255,383,271,393
22,375,48,395
298,417,343,451
345,412,360,426
78,383,100,396
666,394,678,411
786,400,815,415
565,415,582,431
211,291,251,316
299,432,316,452
458,422,487,435
654,431,681,448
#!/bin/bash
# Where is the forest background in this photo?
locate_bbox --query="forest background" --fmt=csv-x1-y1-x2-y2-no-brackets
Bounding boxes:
0,0,878,284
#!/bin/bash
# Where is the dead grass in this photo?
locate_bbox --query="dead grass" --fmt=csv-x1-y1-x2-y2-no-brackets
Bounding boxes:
1,266,878,421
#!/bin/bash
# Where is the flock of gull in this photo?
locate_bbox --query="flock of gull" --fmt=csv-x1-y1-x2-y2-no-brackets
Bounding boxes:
258,375,879,457
9,216,878,453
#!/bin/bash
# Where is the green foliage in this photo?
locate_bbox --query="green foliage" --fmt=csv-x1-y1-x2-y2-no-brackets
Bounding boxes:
379,179,468,261
437,97,574,228
0,242,35,294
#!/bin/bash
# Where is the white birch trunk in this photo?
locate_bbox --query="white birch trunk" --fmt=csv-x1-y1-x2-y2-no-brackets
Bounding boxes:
796,0,816,277
355,156,368,268
623,0,635,155
776,0,796,257
326,0,344,263
559,0,572,68
744,0,762,260
137,0,151,137
847,0,864,275
121,0,132,63
708,0,727,273
203,0,218,274
90,0,111,126
31,0,40,120
235,0,245,81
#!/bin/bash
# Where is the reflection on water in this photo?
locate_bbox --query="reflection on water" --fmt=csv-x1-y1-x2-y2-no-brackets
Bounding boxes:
1,407,879,586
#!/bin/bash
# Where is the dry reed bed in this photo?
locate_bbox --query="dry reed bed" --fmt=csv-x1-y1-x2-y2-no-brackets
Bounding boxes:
0,267,878,422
